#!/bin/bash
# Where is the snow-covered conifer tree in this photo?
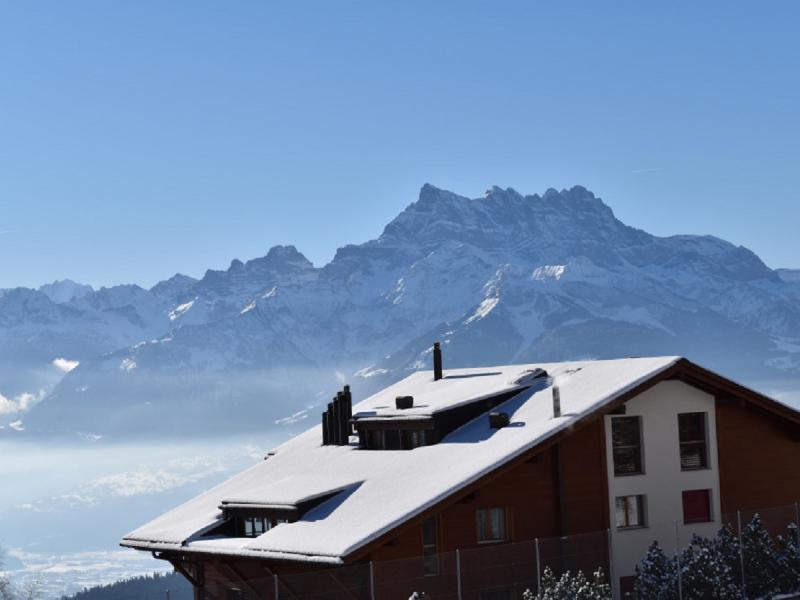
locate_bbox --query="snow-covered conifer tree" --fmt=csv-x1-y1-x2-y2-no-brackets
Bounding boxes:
741,514,779,599
635,541,678,600
775,522,800,594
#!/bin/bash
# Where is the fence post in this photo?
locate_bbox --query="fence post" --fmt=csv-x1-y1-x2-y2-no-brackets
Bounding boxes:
738,510,746,599
370,560,375,600
273,573,279,600
456,549,463,600
606,528,616,600
535,538,541,595
674,520,683,600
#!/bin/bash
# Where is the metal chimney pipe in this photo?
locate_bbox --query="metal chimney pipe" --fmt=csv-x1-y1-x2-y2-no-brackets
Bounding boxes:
330,398,340,445
325,403,334,445
336,391,348,445
321,410,329,445
343,385,352,438
553,385,561,418
433,342,443,381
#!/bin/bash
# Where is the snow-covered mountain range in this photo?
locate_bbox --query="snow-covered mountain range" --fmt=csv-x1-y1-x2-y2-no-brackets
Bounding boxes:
3,184,799,435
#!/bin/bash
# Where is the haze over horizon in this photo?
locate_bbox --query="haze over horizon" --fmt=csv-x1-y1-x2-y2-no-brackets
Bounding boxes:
2,1,799,288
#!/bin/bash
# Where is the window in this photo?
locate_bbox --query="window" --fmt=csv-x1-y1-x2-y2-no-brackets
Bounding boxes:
615,495,646,529
403,430,427,450
243,516,272,537
422,516,439,576
240,516,289,537
682,489,712,524
476,507,507,543
611,416,643,476
678,413,708,470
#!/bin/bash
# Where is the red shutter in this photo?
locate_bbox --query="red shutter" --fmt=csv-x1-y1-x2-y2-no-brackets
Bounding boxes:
682,489,711,523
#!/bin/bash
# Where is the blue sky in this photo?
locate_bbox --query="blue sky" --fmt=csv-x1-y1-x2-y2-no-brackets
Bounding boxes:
1,1,798,289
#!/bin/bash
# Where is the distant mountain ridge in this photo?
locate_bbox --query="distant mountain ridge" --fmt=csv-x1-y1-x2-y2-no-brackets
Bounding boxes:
3,184,799,435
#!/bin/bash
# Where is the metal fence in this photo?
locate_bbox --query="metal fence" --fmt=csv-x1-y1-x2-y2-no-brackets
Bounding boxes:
199,502,800,600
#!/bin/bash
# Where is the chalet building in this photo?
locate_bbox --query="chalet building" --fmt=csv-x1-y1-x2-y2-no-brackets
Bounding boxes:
122,349,800,599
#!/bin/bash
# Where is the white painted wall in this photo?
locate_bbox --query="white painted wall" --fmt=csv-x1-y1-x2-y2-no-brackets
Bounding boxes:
604,380,721,597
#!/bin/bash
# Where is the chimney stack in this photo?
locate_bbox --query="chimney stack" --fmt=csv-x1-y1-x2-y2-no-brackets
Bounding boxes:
321,410,330,445
325,402,334,445
321,386,354,446
338,391,350,445
433,342,443,381
552,385,561,418
343,385,352,441
332,397,341,445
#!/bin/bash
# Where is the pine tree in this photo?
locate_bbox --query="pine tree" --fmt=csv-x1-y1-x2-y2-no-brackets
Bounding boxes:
741,514,779,599
533,567,611,600
678,534,742,599
635,541,678,600
775,522,800,594
715,525,742,587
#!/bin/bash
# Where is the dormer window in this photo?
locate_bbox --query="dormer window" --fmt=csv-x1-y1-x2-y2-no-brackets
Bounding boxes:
364,428,429,450
213,490,345,540
243,516,287,537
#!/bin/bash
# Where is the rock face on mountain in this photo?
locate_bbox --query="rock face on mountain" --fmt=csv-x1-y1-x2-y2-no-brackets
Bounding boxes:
3,184,800,435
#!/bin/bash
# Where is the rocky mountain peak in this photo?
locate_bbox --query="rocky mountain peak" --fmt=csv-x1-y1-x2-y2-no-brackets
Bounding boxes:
38,279,94,304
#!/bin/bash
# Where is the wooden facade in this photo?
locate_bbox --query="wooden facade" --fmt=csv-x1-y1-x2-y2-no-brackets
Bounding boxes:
154,359,800,599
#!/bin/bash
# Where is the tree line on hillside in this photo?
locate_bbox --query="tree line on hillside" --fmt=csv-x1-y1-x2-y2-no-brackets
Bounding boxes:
60,572,191,600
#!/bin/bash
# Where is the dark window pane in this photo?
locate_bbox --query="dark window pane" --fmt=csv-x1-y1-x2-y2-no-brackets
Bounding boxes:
423,547,439,576
477,507,507,542
422,517,437,546
613,446,643,475
678,413,708,470
678,413,708,471
611,417,643,475
476,510,486,541
679,413,705,442
385,430,402,450
612,416,641,447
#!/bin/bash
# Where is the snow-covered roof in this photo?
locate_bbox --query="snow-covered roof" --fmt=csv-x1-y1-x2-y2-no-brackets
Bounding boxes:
122,356,681,563
352,366,546,419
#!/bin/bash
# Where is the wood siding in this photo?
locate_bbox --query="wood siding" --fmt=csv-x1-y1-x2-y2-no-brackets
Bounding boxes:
716,396,800,515
368,417,609,562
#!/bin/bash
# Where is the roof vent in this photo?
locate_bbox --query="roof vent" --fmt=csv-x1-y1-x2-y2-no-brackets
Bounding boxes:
395,395,414,410
552,385,561,418
433,342,443,381
489,412,510,429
